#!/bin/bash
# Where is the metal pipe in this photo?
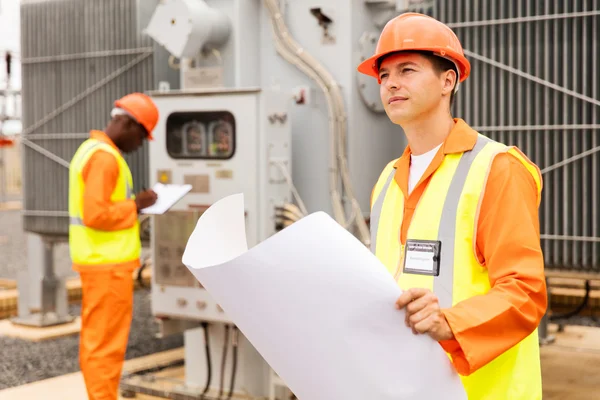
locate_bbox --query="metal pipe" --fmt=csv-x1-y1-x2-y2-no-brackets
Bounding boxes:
592,0,599,266
264,0,370,245
553,0,561,266
562,3,570,267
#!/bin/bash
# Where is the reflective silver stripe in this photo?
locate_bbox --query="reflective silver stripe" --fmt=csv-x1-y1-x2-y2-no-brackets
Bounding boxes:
433,135,492,308
126,179,132,199
70,216,84,226
72,140,103,168
370,168,396,254
70,141,103,224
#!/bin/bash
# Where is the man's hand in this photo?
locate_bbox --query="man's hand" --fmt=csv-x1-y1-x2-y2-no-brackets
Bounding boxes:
395,288,454,342
134,189,158,211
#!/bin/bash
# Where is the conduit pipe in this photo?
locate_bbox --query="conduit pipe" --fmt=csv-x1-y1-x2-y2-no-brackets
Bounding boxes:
264,0,371,246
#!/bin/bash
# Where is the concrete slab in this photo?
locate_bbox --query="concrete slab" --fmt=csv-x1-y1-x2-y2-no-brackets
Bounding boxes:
0,317,81,341
542,324,600,400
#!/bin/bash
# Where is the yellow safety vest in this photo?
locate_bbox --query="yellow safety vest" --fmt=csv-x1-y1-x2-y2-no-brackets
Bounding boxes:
68,138,140,266
370,134,543,400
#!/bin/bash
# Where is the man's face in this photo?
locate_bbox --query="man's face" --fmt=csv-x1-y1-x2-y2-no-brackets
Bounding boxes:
117,117,147,153
378,52,450,125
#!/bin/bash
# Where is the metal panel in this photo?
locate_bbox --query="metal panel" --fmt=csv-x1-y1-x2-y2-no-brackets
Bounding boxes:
426,1,600,272
19,0,162,235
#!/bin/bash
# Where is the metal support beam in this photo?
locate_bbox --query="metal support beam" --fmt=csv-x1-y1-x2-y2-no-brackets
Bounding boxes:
447,10,600,29
11,234,74,328
540,145,600,175
21,47,154,64
540,234,600,243
21,210,70,217
19,51,153,168
463,49,600,108
473,124,600,132
22,133,90,140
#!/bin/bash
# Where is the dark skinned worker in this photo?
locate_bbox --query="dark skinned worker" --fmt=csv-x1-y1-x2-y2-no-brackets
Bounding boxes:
68,93,159,400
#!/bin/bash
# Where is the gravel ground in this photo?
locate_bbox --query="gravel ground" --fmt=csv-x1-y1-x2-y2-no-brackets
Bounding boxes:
0,290,184,390
0,209,183,390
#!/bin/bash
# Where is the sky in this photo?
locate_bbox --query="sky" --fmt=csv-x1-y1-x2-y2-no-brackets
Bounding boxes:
0,0,21,134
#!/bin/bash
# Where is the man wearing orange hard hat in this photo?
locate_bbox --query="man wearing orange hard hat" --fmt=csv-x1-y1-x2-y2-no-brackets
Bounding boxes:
362,13,546,399
68,92,159,400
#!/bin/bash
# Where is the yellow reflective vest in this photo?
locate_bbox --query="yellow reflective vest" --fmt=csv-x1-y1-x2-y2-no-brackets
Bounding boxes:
370,134,543,399
68,138,140,266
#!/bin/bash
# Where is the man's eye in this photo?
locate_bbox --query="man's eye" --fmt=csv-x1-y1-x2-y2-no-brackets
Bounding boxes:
403,68,414,73
379,73,388,79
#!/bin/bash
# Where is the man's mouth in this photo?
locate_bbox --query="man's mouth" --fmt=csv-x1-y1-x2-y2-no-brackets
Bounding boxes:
388,96,408,104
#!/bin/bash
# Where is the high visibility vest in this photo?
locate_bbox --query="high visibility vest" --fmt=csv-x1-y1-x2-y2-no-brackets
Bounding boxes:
68,138,140,265
370,134,543,400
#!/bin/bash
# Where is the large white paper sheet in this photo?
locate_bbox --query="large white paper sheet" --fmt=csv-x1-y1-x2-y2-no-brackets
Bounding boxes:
140,183,192,215
182,194,467,400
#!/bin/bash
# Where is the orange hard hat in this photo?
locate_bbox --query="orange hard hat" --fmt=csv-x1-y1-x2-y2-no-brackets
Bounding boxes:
357,13,471,84
114,93,159,140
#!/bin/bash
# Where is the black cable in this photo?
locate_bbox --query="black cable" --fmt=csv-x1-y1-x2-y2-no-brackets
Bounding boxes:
5,52,11,80
218,325,230,399
201,322,213,398
227,326,239,399
549,279,591,321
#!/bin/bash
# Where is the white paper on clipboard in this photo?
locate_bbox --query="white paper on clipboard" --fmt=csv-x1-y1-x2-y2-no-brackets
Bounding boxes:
139,183,192,215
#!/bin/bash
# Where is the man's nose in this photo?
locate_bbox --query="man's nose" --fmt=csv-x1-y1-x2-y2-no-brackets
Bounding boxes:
384,73,399,91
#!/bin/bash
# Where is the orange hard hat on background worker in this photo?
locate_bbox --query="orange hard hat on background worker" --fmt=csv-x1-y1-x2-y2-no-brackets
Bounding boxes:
113,92,159,140
357,12,471,89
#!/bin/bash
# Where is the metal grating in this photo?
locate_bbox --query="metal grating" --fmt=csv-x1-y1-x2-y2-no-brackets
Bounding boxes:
427,1,600,272
20,0,159,235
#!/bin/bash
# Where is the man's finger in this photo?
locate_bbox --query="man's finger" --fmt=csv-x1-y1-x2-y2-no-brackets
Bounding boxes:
406,292,437,315
395,288,431,309
413,313,437,334
408,303,438,328
404,295,430,326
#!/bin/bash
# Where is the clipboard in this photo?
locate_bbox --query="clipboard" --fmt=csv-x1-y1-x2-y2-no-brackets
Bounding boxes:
140,183,193,215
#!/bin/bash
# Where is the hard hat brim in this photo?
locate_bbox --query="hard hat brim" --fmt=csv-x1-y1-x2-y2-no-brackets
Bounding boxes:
357,48,471,83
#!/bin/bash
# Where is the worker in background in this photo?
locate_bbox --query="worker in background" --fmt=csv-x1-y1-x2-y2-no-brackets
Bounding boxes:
359,13,546,399
68,93,159,400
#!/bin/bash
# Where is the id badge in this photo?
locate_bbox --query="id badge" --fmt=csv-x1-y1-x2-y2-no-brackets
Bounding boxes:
402,239,441,276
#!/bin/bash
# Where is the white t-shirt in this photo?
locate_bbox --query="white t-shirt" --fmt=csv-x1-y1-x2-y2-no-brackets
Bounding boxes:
408,143,442,195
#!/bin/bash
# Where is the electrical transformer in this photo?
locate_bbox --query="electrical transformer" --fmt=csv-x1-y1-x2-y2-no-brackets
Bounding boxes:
146,86,293,397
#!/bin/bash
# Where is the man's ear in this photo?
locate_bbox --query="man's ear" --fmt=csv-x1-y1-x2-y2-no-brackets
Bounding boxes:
442,69,457,96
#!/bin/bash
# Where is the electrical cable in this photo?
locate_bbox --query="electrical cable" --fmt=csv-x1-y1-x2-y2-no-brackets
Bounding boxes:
201,322,213,398
218,325,231,399
227,326,239,399
271,160,308,216
549,280,590,321
282,203,305,220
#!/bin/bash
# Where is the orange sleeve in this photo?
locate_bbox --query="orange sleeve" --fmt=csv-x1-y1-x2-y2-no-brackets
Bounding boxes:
439,152,547,376
81,150,138,231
